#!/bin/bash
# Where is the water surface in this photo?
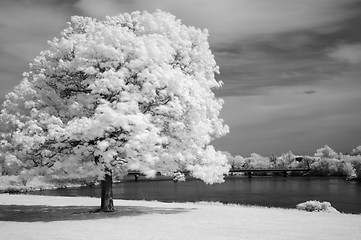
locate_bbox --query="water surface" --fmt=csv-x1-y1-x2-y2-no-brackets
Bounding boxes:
30,176,361,214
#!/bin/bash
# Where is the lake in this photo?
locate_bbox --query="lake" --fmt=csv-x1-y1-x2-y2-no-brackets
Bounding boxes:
30,176,361,214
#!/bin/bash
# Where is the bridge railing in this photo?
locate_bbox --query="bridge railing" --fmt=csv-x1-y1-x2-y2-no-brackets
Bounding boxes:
229,168,311,173
229,168,311,178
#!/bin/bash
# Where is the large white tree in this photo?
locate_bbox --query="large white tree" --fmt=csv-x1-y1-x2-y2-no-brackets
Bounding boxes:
0,10,229,211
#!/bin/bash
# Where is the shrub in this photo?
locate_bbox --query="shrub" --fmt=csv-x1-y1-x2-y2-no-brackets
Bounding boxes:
173,172,186,182
342,162,354,178
310,159,331,176
233,155,246,169
314,145,339,159
351,146,361,156
300,156,317,169
296,200,339,213
310,158,347,176
275,151,295,169
351,158,361,180
340,155,361,180
0,175,21,187
245,153,271,169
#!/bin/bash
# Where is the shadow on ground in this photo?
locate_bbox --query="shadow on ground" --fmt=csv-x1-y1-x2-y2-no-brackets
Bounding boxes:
0,205,193,222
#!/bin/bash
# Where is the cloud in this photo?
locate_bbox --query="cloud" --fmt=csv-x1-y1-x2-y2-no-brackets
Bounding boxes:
304,90,316,95
75,0,358,45
0,1,75,61
213,81,361,156
0,0,76,104
213,36,341,98
1,0,360,156
74,0,361,101
328,44,361,64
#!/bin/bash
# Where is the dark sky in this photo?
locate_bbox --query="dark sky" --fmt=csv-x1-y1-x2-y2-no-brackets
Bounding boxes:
1,0,361,156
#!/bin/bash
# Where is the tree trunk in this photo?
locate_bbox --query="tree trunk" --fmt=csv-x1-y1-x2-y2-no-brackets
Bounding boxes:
100,171,115,212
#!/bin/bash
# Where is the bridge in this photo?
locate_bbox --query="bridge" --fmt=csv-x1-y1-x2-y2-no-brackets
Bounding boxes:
128,168,311,180
229,168,311,178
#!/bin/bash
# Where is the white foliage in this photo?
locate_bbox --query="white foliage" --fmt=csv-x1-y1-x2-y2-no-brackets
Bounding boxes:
233,155,246,169
187,146,229,184
245,153,271,169
351,145,361,156
314,145,339,159
296,200,340,213
173,172,186,182
0,10,229,184
224,152,246,169
276,151,295,168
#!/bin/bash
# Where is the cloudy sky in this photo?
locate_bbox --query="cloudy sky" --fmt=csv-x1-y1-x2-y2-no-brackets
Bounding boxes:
1,0,361,156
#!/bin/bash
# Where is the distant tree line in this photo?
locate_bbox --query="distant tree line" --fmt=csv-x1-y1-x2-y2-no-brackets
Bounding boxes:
224,145,361,180
1,145,360,192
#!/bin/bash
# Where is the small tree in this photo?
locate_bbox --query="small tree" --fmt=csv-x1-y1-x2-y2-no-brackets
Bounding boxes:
233,155,246,169
314,145,339,159
0,11,229,211
351,146,361,156
276,151,295,169
245,153,271,169
300,156,316,169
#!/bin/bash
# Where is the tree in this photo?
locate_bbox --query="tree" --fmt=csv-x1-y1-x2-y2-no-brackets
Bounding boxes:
0,10,229,212
276,151,295,169
314,145,339,159
351,146,361,156
233,155,246,169
245,153,271,169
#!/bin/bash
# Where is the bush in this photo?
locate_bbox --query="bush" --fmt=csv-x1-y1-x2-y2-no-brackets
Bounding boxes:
299,156,317,169
245,153,271,169
351,146,361,156
314,145,339,159
351,158,361,180
48,174,98,188
0,175,28,193
310,158,347,176
26,176,55,190
296,200,339,213
310,159,331,176
275,151,295,169
0,175,21,187
342,162,354,178
233,155,246,169
1,154,23,176
340,155,361,180
18,169,38,186
225,152,246,169
0,175,57,192
173,172,186,182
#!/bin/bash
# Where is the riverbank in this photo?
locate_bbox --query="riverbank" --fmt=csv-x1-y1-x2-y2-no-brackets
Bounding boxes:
1,194,360,240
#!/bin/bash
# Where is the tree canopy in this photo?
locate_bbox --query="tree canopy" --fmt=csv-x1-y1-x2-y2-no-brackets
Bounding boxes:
0,10,229,185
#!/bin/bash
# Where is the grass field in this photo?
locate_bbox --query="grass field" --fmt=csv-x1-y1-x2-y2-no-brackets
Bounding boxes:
1,194,360,240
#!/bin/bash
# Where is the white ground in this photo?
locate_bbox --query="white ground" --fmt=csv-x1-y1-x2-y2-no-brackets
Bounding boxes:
0,194,360,240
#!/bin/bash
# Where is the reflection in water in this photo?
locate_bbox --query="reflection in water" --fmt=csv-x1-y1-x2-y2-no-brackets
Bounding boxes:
30,177,361,214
